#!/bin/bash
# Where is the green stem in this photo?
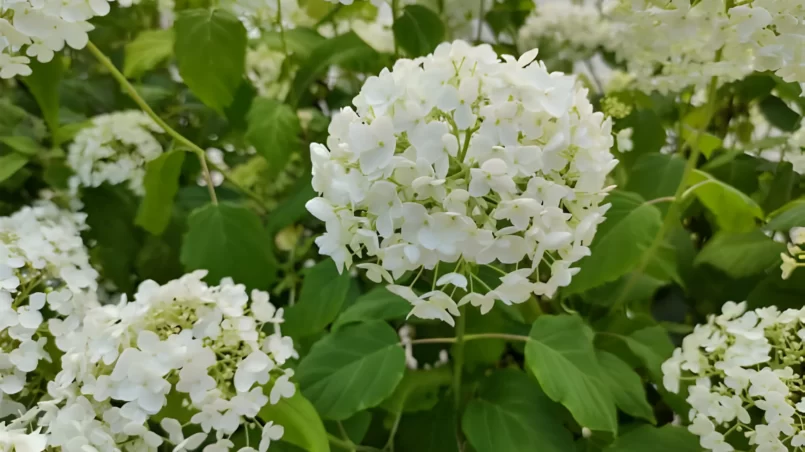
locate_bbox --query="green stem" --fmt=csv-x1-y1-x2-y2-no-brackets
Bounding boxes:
391,0,400,58
315,4,343,28
409,332,529,345
327,433,383,452
452,308,467,413
611,74,720,312
276,0,289,57
475,0,486,43
86,41,218,205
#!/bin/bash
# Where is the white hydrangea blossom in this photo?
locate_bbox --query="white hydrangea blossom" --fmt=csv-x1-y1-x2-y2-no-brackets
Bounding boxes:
67,110,165,195
518,2,615,60
0,202,99,416
0,0,114,78
319,2,395,54
306,41,616,326
610,0,805,93
13,271,297,452
247,44,290,98
781,227,805,280
662,301,805,451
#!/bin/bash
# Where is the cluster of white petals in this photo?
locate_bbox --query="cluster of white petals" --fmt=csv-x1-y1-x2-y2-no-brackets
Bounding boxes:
519,2,615,60
319,2,395,54
0,202,98,417
663,301,805,451
609,0,805,93
67,110,165,195
247,44,290,98
10,271,296,452
0,0,114,78
306,40,616,326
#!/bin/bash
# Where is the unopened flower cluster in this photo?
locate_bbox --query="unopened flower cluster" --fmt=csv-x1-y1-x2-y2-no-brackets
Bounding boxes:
609,0,805,93
519,2,615,61
662,301,805,451
0,0,114,78
67,110,165,196
306,40,616,326
781,227,805,280
0,202,98,417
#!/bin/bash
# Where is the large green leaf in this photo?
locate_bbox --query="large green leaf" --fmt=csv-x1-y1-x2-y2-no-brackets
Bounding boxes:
381,367,451,414
766,199,805,232
22,55,62,138
605,425,702,452
393,5,445,57
296,321,406,420
462,369,574,452
0,136,45,156
284,259,351,338
626,154,685,210
175,9,247,112
694,230,786,279
334,287,411,330
0,154,29,183
759,95,801,132
125,29,175,78
616,326,675,384
524,315,617,433
180,202,277,289
685,170,763,233
259,390,330,452
135,150,186,236
287,32,380,107
246,98,301,177
566,191,662,294
395,400,459,452
261,27,325,60
597,351,655,424
762,162,796,214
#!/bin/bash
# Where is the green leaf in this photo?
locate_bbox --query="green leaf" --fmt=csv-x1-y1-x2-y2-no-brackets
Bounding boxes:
82,185,142,293
0,136,45,156
748,270,805,310
462,369,574,452
296,321,406,420
381,367,452,415
287,32,380,107
0,153,29,183
626,154,685,203
284,259,351,338
265,174,316,235
759,96,801,132
325,412,371,452
175,9,247,112
246,98,301,177
124,29,175,78
395,399,459,452
333,286,411,330
22,55,62,137
524,315,617,433
261,27,325,60
566,191,662,294
597,351,655,424
135,151,186,235
180,202,277,289
619,109,665,156
766,199,805,232
762,162,796,214
684,170,763,233
694,231,786,279
605,425,702,452
259,390,330,452
617,326,675,384
393,5,445,57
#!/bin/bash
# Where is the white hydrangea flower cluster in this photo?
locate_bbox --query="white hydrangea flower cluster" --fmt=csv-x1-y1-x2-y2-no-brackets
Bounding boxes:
13,271,297,452
662,301,805,452
306,40,616,326
0,0,114,78
0,202,99,417
781,227,805,280
609,0,805,93
518,2,615,61
67,110,165,195
319,2,395,54
247,44,290,98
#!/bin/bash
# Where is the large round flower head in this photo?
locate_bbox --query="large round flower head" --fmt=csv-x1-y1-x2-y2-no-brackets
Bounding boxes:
39,271,295,452
662,301,805,451
0,202,98,416
306,40,616,326
0,0,114,79
67,110,164,195
518,2,615,61
609,0,805,94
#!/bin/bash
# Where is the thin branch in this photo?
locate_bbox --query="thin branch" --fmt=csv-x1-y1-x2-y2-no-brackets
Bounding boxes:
407,333,530,345
86,41,218,204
